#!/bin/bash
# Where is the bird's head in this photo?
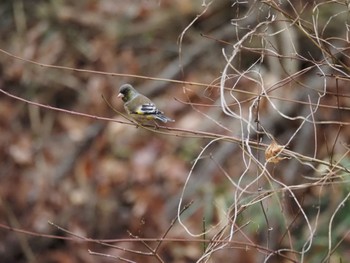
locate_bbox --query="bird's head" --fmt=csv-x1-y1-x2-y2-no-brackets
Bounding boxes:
118,84,137,102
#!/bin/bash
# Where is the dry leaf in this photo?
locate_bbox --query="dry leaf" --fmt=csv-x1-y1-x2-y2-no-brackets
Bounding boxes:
265,140,288,164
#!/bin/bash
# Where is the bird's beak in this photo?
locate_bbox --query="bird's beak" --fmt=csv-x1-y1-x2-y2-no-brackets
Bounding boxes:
117,93,124,98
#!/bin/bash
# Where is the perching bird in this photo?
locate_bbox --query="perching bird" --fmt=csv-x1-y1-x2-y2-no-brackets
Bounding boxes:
117,84,175,123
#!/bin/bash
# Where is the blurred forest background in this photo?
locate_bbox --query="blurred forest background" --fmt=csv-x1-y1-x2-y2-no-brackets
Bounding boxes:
0,0,350,262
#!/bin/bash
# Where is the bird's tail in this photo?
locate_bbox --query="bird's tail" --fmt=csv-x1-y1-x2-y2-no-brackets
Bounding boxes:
155,114,175,123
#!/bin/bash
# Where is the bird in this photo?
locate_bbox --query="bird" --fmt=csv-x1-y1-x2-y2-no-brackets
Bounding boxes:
117,84,175,124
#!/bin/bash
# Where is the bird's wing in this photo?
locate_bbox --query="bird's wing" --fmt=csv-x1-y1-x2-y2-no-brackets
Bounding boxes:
135,103,163,115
